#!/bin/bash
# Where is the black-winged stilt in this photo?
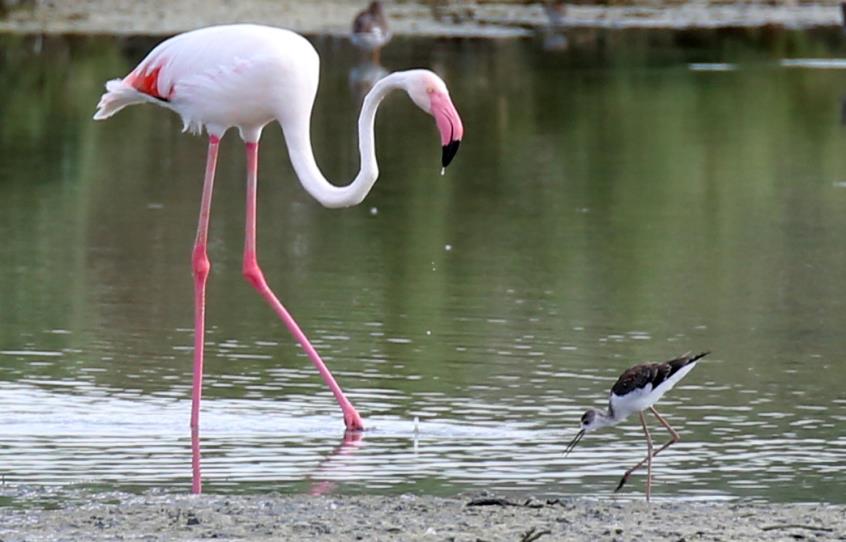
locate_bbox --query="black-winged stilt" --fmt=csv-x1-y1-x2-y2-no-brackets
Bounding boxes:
565,351,710,501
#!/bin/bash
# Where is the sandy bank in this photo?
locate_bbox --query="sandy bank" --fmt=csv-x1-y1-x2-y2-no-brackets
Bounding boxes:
0,0,843,37
2,491,845,541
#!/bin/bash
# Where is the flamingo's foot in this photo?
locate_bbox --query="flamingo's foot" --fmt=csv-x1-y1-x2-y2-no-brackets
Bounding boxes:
344,408,365,432
342,429,365,444
614,474,629,493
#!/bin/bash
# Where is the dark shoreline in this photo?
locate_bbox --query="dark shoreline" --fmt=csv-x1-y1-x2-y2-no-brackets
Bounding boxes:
0,1,843,38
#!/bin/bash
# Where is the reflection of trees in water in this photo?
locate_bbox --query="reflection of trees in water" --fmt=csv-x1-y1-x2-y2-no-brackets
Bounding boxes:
0,35,121,384
0,33,469,395
1,35,70,143
3,29,846,404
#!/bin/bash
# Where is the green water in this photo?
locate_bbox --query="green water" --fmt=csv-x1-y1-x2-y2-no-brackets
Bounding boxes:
1,29,845,503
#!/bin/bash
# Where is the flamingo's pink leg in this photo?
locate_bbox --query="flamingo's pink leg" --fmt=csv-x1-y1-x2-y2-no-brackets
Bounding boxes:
241,141,364,431
190,135,220,495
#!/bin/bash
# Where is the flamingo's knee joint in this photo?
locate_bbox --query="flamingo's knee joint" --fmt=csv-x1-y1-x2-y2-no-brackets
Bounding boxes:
242,258,266,291
192,246,211,281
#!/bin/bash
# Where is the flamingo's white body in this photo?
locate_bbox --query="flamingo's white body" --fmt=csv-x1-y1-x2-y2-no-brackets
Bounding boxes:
93,24,463,494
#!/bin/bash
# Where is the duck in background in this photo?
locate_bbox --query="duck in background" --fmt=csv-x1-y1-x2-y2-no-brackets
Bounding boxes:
541,0,569,51
351,1,392,64
349,1,392,100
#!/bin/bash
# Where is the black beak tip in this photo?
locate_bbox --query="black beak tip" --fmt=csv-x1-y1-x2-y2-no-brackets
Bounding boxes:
441,139,461,168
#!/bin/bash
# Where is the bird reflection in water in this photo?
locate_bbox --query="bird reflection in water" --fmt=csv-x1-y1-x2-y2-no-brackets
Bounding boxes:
308,417,421,495
349,60,390,103
540,0,569,51
189,428,365,495
308,431,366,496
350,1,391,100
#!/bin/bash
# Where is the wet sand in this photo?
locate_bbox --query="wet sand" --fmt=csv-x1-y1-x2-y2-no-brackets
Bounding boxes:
0,0,842,37
1,490,845,541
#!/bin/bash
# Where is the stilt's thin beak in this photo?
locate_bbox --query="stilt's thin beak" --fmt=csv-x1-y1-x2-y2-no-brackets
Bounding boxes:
564,429,585,457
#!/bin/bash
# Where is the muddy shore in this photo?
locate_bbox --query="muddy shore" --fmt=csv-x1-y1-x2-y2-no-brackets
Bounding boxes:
1,490,845,541
0,0,843,37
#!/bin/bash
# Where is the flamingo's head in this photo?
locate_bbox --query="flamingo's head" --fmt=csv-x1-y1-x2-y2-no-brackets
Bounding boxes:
403,70,464,168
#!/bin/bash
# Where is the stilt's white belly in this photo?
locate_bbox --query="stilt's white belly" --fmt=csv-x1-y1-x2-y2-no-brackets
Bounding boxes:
609,362,697,420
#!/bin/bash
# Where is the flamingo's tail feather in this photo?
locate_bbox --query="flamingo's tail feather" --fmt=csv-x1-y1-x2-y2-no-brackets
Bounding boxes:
93,79,150,120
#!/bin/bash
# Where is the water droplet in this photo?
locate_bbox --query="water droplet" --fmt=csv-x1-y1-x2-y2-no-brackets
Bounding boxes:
440,167,445,176
444,244,452,251
369,207,379,215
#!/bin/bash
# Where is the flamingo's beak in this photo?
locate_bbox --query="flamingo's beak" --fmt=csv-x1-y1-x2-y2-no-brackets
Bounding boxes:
430,91,464,168
564,429,585,457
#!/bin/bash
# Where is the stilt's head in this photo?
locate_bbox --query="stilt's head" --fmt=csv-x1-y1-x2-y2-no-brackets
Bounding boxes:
401,70,464,168
564,408,613,456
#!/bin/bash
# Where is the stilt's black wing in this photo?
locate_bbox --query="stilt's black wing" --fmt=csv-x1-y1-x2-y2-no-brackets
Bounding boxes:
610,352,710,397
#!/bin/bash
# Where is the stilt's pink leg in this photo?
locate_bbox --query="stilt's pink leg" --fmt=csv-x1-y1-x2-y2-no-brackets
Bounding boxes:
615,407,680,493
190,135,220,495
240,141,364,431
640,411,653,502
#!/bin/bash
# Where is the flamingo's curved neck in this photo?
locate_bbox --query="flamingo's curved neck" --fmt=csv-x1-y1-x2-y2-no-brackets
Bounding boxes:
281,72,404,209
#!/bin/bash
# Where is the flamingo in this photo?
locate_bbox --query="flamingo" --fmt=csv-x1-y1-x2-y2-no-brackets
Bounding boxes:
93,23,464,494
